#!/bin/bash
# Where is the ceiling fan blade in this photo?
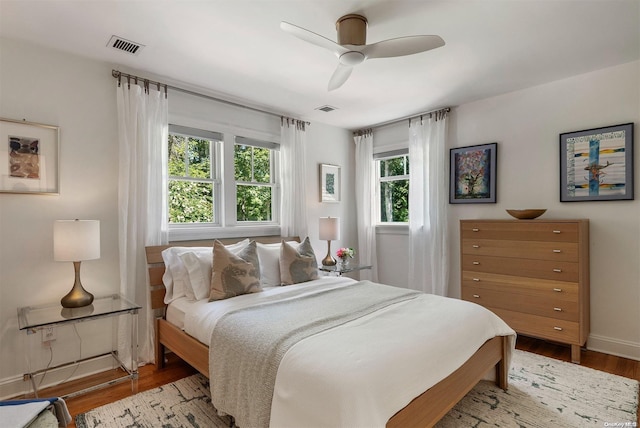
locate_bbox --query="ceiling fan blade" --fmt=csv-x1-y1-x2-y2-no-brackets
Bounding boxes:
280,21,348,55
328,63,353,91
362,35,445,59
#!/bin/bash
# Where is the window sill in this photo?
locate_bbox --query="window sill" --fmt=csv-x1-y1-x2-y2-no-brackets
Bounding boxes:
375,223,409,235
169,224,281,242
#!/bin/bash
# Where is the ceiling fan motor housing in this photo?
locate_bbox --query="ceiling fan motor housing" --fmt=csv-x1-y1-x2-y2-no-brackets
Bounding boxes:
336,14,367,46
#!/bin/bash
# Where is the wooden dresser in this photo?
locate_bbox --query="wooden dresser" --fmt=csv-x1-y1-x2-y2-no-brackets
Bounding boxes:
460,219,589,363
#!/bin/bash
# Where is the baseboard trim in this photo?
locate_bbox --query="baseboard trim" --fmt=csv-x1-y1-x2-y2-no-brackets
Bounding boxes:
0,354,114,400
588,334,640,361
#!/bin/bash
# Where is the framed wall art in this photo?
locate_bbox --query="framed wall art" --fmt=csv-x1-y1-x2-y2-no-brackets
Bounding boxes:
560,123,634,202
450,142,497,204
0,118,59,194
319,163,341,203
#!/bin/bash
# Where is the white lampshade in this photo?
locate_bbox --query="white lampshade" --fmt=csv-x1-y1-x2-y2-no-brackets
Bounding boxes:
54,220,100,262
319,217,340,241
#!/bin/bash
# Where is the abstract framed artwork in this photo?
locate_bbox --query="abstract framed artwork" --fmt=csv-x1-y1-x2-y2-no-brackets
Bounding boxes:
0,118,59,194
450,142,497,204
560,123,634,202
319,163,341,203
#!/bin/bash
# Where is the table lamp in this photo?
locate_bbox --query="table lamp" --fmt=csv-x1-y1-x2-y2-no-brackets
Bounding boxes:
319,216,340,266
54,219,100,308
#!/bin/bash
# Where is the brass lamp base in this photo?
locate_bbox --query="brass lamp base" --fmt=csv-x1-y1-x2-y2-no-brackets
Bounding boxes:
322,241,336,266
61,261,94,308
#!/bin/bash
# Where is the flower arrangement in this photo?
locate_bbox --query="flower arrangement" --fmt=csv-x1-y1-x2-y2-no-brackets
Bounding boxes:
336,247,355,261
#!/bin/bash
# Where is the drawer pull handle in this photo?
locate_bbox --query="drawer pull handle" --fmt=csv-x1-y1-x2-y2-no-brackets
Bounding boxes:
554,307,563,312
554,326,563,331
472,294,480,298
472,261,480,265
553,230,561,234
553,288,563,292
472,228,479,232
552,249,562,253
472,245,480,248
472,278,480,282
553,268,562,273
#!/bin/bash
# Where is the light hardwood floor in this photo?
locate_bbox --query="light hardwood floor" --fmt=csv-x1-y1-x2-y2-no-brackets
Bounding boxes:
29,336,640,427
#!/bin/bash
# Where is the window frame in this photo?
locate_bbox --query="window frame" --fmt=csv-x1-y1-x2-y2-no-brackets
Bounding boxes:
375,149,410,225
233,136,280,224
167,124,222,226
167,124,281,241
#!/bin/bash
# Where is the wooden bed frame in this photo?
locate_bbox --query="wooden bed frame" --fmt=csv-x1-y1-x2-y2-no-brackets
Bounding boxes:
146,236,509,427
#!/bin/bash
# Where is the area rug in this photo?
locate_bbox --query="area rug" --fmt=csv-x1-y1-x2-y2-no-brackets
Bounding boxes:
76,350,638,428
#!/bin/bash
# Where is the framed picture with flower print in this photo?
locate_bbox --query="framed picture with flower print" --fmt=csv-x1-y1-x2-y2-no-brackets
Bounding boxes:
450,142,497,204
319,163,341,203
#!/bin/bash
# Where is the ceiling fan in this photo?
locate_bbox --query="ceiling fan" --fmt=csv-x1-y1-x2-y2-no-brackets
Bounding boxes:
280,14,445,91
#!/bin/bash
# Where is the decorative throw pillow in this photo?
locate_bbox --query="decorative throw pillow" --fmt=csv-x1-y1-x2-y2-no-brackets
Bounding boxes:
179,239,250,301
279,237,319,285
209,240,262,301
257,240,301,286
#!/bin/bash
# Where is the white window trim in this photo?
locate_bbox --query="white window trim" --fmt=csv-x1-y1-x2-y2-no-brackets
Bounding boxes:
167,122,281,240
375,149,410,225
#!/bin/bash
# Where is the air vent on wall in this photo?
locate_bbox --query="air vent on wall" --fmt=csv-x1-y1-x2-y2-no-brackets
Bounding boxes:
315,105,338,113
107,36,144,55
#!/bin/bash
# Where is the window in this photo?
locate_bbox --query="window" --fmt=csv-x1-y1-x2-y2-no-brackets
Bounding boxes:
168,125,221,224
167,125,279,230
234,136,278,222
376,150,409,223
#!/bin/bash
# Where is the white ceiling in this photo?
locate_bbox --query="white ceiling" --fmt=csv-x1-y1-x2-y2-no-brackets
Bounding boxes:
1,0,639,130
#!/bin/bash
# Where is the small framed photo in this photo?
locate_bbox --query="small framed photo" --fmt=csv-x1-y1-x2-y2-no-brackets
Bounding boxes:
0,118,59,194
560,123,634,202
450,143,497,204
319,163,341,203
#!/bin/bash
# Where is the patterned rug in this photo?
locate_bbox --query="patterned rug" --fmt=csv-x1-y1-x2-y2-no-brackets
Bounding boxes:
76,350,638,428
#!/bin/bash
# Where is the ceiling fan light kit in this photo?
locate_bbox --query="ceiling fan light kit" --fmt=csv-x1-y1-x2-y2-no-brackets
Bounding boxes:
281,13,445,91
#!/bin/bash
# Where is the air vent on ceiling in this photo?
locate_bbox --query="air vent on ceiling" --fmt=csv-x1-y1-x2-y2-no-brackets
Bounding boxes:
107,36,144,55
315,105,338,113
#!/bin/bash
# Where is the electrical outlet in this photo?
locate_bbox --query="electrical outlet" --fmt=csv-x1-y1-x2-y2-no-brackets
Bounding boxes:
42,327,56,345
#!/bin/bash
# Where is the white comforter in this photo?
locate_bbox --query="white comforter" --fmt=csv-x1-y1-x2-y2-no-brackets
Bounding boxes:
183,277,516,428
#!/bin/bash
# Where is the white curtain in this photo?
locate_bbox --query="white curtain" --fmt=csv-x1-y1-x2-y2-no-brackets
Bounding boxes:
116,79,168,365
354,131,378,281
280,117,308,238
408,112,449,295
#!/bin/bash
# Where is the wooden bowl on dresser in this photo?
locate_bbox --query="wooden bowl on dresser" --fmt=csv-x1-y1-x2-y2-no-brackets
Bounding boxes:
506,209,547,220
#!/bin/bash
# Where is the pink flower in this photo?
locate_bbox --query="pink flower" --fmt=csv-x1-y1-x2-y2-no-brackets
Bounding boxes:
336,247,355,259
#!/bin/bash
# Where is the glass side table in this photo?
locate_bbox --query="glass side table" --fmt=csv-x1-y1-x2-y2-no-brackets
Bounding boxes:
18,294,141,398
319,262,372,276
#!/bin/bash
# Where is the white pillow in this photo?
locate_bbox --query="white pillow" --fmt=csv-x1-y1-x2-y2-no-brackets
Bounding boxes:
257,241,300,287
161,239,250,302
162,246,206,303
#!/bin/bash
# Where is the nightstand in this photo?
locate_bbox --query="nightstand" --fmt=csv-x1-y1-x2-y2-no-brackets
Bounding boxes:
18,294,141,398
319,262,372,276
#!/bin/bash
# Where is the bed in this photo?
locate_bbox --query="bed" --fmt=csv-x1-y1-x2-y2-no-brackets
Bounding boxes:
146,236,515,427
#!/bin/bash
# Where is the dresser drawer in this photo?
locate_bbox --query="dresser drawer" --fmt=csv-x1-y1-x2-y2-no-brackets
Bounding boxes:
461,271,578,300
488,307,580,344
461,221,580,243
461,254,580,282
461,239,578,262
462,284,578,321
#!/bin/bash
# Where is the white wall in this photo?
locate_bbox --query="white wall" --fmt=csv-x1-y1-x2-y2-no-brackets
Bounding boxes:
0,38,121,398
376,60,640,360
450,60,640,360
0,37,355,398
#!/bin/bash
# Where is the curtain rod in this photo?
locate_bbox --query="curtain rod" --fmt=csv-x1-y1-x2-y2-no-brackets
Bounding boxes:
362,107,452,132
111,70,308,124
